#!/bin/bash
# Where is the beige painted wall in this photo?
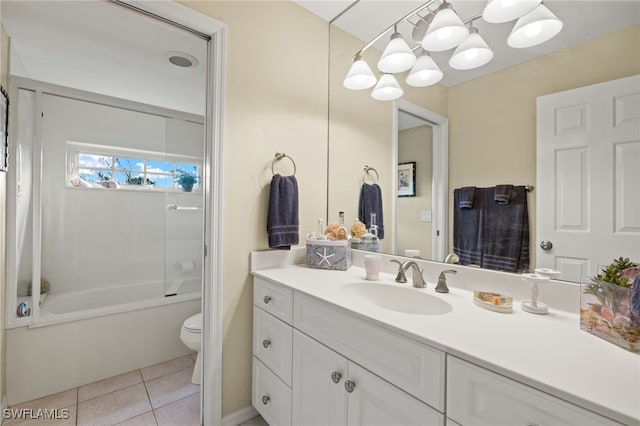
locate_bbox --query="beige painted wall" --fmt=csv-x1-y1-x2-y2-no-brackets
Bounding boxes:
398,125,433,258
181,1,328,416
448,25,640,269
0,22,9,406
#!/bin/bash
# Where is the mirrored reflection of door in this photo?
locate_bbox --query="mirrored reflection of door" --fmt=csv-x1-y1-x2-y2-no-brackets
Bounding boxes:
537,75,640,281
396,110,433,259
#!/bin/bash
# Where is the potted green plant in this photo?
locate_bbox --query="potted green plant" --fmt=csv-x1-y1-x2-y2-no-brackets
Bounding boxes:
580,257,640,351
175,168,198,192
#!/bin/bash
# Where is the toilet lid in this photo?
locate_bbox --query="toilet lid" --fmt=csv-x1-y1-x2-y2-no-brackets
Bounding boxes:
183,313,202,332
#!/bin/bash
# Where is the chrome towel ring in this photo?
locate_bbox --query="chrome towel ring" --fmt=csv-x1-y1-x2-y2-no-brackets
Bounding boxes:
363,165,379,183
271,152,296,176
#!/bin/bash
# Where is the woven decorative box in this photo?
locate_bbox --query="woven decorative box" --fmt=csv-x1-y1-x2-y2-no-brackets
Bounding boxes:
306,239,351,271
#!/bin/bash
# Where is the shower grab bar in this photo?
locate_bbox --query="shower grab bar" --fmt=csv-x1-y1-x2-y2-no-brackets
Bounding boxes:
167,204,203,211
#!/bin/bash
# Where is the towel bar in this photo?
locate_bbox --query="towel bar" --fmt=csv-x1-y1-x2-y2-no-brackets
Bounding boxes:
452,185,534,193
272,152,296,176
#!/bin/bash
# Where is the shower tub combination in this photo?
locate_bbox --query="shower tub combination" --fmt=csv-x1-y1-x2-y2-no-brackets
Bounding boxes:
5,81,206,406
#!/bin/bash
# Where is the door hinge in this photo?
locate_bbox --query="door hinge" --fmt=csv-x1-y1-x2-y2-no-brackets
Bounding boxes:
204,244,208,257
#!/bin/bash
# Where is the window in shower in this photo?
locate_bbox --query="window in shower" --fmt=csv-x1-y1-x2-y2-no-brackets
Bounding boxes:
66,141,201,191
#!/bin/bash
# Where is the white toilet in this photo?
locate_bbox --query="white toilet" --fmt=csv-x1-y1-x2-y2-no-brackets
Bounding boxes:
180,313,202,384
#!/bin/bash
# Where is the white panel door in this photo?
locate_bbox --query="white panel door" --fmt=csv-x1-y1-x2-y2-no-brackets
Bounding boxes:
292,330,348,426
537,75,640,281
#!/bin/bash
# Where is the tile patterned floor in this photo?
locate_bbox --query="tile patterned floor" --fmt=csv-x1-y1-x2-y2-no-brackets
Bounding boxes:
5,354,200,426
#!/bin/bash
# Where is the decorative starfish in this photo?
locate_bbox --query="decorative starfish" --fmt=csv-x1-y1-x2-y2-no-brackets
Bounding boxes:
315,248,335,267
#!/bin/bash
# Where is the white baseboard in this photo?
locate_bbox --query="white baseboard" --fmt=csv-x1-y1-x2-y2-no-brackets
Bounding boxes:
221,405,258,426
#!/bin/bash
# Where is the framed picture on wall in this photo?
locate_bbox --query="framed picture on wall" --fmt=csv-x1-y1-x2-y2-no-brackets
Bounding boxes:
0,86,8,172
397,161,416,197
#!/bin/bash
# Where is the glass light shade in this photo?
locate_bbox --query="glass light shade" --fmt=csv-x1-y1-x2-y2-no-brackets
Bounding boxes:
406,53,443,87
421,5,469,52
377,33,417,73
449,29,494,70
482,0,541,23
343,56,377,90
371,74,403,101
507,4,563,48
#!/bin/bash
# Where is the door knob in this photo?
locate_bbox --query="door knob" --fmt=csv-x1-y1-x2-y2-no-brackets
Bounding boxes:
261,395,270,405
540,240,553,251
263,295,272,304
331,371,342,384
262,339,271,348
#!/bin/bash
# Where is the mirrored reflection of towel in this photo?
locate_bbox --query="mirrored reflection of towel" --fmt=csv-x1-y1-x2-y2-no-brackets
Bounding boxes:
494,184,513,205
267,174,299,249
358,183,384,239
458,186,476,209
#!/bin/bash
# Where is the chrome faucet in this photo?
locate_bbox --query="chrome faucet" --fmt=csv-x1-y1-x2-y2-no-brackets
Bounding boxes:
435,269,457,293
390,260,427,288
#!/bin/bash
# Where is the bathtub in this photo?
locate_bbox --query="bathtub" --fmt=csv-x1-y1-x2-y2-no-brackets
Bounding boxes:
6,278,202,405
41,278,201,319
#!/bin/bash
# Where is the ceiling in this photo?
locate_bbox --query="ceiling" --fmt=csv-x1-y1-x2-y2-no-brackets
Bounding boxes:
295,0,640,87
1,1,208,115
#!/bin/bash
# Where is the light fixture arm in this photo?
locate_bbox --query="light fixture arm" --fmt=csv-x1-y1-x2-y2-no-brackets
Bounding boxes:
352,0,483,59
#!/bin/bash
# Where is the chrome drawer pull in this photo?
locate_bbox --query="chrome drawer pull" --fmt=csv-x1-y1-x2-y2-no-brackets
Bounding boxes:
263,295,272,304
344,380,356,393
331,371,342,384
262,395,270,405
262,339,271,348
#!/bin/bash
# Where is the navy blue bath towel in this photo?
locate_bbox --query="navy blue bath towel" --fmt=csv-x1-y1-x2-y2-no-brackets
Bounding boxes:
267,174,299,249
453,185,530,273
358,183,384,239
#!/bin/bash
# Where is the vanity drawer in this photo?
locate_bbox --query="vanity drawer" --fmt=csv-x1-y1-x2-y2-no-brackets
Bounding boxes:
447,356,622,426
294,293,445,411
253,306,293,386
252,356,292,426
254,277,293,324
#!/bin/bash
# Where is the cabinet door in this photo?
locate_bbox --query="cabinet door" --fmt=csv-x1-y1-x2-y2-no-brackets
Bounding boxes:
347,362,444,426
292,330,348,426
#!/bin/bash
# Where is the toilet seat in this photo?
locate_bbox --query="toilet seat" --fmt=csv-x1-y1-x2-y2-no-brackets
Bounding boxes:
182,313,202,333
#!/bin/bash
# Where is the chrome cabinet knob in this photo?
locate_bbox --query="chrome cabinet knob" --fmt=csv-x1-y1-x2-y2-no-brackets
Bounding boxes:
261,395,270,405
540,240,553,251
263,295,272,304
331,371,342,384
262,339,271,349
344,380,356,393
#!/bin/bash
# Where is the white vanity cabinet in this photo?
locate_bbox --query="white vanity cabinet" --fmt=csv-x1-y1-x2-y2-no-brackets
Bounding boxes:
253,277,445,426
446,356,623,426
292,330,443,426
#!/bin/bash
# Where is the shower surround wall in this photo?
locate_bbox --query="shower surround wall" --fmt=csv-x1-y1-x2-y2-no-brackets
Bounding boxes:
5,81,204,404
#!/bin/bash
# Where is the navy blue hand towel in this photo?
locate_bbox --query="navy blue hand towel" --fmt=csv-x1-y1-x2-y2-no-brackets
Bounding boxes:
267,174,299,249
358,183,384,239
458,186,476,209
494,184,513,204
453,187,485,266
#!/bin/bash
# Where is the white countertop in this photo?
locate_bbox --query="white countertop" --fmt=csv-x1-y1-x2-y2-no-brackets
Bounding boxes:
252,264,640,426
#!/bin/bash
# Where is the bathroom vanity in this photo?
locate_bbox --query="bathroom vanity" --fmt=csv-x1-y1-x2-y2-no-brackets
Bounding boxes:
250,253,639,426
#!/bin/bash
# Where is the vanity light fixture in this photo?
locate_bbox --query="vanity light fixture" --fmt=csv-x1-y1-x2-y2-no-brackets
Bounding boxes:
378,27,417,73
421,2,469,52
371,74,404,101
448,26,494,70
507,3,563,48
406,51,443,87
344,0,562,101
482,0,541,24
343,54,378,90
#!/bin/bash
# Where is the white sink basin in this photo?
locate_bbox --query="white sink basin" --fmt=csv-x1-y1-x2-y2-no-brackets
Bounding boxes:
340,282,452,315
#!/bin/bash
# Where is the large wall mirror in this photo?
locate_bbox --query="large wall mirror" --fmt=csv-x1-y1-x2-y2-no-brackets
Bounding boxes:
323,0,640,283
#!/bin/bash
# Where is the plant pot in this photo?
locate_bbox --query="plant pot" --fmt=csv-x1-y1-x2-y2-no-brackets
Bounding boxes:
180,182,194,192
580,278,640,352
